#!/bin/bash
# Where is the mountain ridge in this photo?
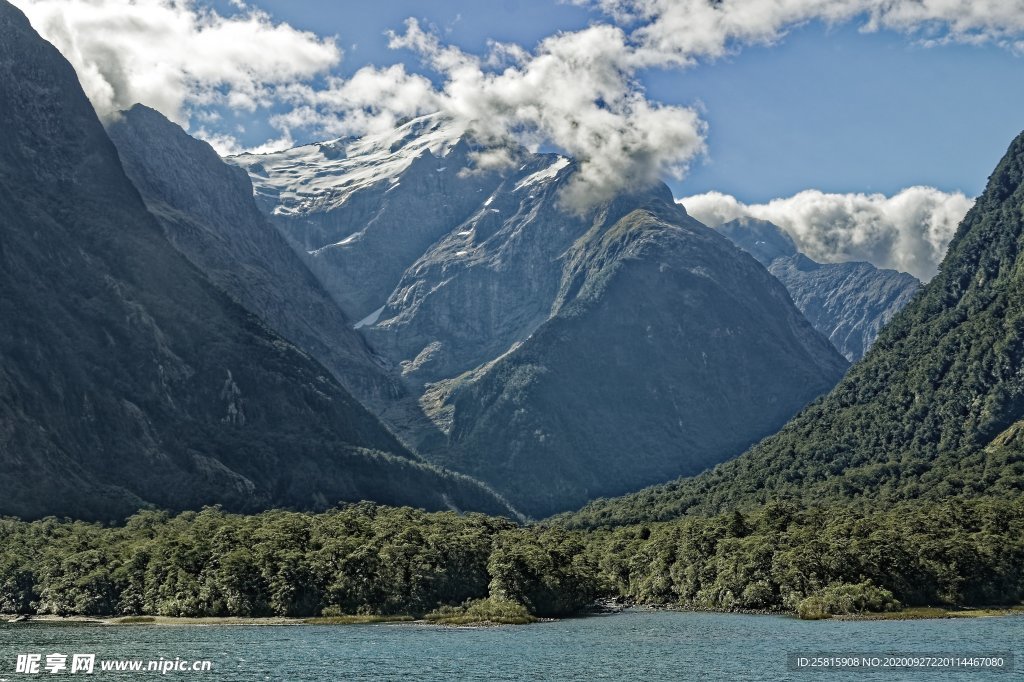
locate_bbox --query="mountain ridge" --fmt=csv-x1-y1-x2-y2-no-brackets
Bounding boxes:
0,0,514,521
106,103,405,407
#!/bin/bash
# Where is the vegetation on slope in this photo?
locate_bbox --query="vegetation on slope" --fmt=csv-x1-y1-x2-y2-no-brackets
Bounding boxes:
559,129,1024,530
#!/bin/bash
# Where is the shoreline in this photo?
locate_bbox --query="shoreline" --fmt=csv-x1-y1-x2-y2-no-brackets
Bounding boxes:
4,604,1023,627
0,614,552,628
834,606,1024,621
655,602,1024,618
611,602,1024,622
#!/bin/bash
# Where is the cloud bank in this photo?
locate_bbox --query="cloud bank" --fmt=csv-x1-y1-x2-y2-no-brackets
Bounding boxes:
680,188,975,281
13,0,1024,209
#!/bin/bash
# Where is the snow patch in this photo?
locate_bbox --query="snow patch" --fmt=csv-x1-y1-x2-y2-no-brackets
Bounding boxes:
354,305,385,330
228,113,463,216
514,157,570,192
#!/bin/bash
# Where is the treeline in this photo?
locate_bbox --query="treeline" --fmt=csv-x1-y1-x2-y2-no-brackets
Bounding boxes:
582,497,1024,616
2,497,1022,621
0,504,597,619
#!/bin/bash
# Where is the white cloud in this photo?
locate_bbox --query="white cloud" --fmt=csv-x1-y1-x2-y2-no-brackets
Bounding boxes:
377,1,1024,210
680,188,974,281
582,0,1024,62
194,128,294,157
12,0,339,129
270,64,442,140
387,19,706,211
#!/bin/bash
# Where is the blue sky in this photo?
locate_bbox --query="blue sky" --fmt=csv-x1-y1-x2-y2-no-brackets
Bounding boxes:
656,21,1024,202
206,0,1024,203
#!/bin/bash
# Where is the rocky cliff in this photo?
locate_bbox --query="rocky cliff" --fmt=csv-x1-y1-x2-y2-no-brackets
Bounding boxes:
718,217,920,361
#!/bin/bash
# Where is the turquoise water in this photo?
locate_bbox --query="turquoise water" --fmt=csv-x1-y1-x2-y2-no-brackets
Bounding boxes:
1,610,1021,680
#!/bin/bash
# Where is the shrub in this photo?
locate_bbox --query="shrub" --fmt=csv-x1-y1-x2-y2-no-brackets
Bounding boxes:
797,581,901,620
425,597,536,625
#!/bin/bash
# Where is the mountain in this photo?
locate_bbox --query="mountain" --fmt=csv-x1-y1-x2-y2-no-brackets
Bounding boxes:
232,122,849,518
106,104,403,407
0,1,513,521
563,130,1024,528
716,217,921,362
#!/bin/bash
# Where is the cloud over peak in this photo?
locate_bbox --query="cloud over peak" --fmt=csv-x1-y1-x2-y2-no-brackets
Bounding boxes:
386,18,707,210
680,187,975,281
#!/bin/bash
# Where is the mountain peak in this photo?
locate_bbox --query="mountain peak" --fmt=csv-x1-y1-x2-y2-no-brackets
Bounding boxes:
715,216,920,361
716,217,798,265
230,112,465,218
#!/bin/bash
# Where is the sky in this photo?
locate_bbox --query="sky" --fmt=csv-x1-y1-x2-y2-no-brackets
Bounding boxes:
212,1,1024,203
12,0,1024,279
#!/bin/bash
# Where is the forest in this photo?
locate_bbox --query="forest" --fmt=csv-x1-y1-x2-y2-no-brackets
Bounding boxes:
2,496,1021,621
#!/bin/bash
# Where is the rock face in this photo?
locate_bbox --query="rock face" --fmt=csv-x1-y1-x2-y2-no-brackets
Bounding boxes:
0,1,513,521
717,217,921,362
564,131,1024,528
106,104,403,406
233,120,849,518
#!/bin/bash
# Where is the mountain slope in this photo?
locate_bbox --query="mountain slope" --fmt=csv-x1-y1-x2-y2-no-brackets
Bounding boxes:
563,130,1024,528
717,217,921,362
0,1,512,521
106,104,403,406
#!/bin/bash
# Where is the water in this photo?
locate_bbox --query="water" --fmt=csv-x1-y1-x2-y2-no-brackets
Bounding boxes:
1,610,1021,681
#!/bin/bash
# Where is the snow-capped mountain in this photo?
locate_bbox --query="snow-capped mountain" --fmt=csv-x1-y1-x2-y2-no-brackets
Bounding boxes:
229,117,849,517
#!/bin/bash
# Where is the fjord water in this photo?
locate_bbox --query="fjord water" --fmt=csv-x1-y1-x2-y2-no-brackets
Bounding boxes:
2,611,1020,681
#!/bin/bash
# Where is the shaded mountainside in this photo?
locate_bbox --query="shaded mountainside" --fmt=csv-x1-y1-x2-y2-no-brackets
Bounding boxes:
717,217,921,362
106,104,404,406
0,1,513,521
562,129,1024,529
234,131,848,518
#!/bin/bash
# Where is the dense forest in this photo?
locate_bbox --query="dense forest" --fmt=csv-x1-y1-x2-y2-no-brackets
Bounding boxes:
2,497,1022,621
0,505,597,620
